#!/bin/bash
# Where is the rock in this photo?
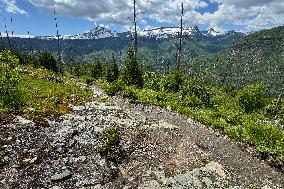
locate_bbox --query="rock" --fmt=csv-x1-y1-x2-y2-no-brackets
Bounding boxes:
16,116,33,124
205,161,226,178
51,169,72,182
22,156,38,164
93,184,103,189
50,186,62,189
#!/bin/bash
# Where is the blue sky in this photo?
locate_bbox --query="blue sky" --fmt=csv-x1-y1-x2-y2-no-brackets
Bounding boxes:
1,0,284,36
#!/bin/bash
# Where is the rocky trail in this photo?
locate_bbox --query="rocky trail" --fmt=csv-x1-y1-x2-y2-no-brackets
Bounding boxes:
0,85,283,189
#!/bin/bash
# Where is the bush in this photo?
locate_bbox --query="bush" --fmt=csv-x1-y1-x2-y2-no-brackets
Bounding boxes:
181,79,213,107
85,77,95,85
143,71,163,91
0,50,19,68
105,80,126,96
0,53,25,112
163,70,183,93
182,95,203,108
15,52,38,67
96,127,124,166
37,51,59,73
237,84,267,113
122,87,138,103
122,47,143,88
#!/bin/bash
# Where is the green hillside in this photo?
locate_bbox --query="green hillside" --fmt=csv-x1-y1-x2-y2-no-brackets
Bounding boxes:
190,26,284,94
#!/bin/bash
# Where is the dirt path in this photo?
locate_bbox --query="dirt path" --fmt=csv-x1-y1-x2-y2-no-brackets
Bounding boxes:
0,85,283,189
103,86,284,189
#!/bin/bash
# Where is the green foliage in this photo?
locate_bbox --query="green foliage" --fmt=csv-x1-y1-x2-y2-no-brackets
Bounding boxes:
0,69,25,112
0,51,25,112
37,51,59,73
15,52,39,67
92,59,104,79
104,127,120,146
143,71,163,91
182,95,203,108
121,87,138,103
237,84,267,113
0,50,92,119
0,50,19,68
106,58,119,83
162,70,183,93
96,127,124,166
85,77,95,85
104,80,126,96
122,47,143,88
181,78,213,107
191,26,284,95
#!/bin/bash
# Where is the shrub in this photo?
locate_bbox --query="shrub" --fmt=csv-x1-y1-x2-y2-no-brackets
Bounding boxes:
0,53,25,112
143,71,163,91
122,87,138,103
122,47,143,88
237,83,267,113
105,80,126,96
0,50,19,68
182,95,203,108
37,51,59,73
15,52,38,67
96,127,124,165
162,70,183,93
181,79,213,107
85,77,95,85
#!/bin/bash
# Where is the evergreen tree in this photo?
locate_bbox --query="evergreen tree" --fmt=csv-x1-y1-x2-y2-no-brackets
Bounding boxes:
92,59,104,79
122,47,143,88
37,51,59,73
106,55,119,83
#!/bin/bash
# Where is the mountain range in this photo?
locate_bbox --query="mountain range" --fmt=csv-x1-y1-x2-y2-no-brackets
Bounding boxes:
23,25,244,40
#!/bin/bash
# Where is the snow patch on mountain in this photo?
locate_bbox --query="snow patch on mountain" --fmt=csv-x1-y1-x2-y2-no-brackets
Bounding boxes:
14,26,244,40
203,27,225,37
139,26,200,38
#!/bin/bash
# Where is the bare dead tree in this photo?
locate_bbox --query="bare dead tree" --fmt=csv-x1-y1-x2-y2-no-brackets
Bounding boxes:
28,30,34,57
54,9,64,76
10,17,15,50
4,17,12,50
54,9,61,63
0,31,4,49
133,0,138,61
177,3,184,70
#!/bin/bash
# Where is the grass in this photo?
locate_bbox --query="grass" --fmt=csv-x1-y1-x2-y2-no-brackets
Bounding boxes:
0,53,93,126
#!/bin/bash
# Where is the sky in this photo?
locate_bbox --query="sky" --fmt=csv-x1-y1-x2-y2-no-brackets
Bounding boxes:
0,0,284,36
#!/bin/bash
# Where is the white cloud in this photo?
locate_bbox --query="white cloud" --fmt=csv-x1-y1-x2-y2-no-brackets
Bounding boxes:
203,0,284,31
27,0,208,25
1,0,27,14
27,0,284,31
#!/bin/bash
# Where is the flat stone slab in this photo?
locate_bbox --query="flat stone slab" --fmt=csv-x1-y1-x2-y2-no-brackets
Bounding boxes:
51,170,72,182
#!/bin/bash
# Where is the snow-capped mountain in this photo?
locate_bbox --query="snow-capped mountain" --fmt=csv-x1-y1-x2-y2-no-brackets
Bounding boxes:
64,26,118,40
15,26,244,40
203,27,224,37
35,26,117,40
139,26,201,39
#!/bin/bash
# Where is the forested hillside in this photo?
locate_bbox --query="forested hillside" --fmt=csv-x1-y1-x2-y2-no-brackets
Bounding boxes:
190,26,284,94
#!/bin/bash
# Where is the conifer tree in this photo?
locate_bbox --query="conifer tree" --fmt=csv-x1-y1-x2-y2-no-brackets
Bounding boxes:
122,47,143,87
92,59,104,79
106,55,119,83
